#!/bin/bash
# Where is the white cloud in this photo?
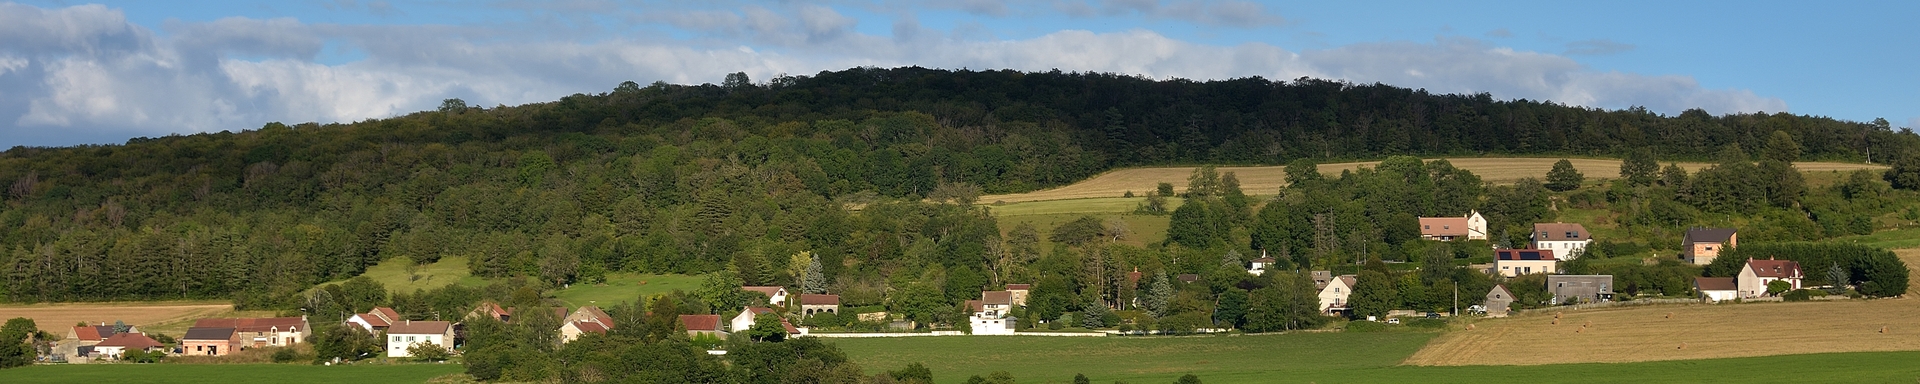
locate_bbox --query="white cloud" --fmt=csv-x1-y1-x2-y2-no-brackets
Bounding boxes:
0,3,1792,147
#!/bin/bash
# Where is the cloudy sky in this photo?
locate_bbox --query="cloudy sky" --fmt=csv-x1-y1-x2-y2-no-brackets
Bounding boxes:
1,1,1915,147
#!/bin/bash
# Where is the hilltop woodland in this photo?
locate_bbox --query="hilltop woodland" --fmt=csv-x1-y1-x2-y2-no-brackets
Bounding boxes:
0,66,1915,322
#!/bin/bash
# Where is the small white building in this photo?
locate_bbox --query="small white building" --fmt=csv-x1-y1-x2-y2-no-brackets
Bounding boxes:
346,307,401,333
968,291,1017,335
1495,249,1559,277
385,320,453,358
1249,257,1276,276
1531,223,1592,259
731,307,776,333
742,286,789,306
1737,258,1804,298
1696,277,1738,302
1316,275,1357,314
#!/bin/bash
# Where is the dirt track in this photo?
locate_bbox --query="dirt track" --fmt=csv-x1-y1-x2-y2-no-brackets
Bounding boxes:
1404,299,1920,366
979,158,1884,204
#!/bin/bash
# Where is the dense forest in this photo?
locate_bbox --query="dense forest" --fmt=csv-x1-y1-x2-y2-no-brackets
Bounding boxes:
1,66,1917,314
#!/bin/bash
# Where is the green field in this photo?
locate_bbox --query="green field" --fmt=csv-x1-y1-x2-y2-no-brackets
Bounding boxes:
1835,227,1920,249
831,333,1920,384
318,256,493,293
984,197,1187,216
552,272,704,308
0,363,464,384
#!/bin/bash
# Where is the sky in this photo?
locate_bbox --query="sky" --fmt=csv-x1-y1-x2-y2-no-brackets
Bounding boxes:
0,1,1914,148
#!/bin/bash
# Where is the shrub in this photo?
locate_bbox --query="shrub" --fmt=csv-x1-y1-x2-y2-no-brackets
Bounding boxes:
1782,289,1815,302
408,342,450,362
1047,321,1063,330
271,348,298,363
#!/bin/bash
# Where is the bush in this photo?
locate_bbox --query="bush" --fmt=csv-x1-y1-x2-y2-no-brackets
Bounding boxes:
271,348,298,363
1047,321,1063,330
1782,289,1816,302
408,342,450,362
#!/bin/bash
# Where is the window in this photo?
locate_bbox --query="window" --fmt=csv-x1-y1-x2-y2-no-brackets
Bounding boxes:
407,336,416,342
1705,246,1714,251
1423,225,1430,229
392,336,401,342
1566,231,1577,238
1444,225,1451,229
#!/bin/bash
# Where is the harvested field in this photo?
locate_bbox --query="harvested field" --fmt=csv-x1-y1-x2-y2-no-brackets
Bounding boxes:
0,301,234,335
1896,248,1920,296
978,158,1884,204
1404,299,1920,366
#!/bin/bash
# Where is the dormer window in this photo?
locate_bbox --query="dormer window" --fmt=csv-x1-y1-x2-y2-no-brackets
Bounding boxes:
1565,231,1577,238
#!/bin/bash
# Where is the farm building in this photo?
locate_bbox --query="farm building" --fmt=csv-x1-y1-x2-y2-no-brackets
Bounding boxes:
560,306,613,343
1483,285,1514,317
181,327,240,357
680,315,727,339
1682,228,1738,265
1695,277,1738,302
1547,275,1614,305
91,332,163,360
194,316,309,348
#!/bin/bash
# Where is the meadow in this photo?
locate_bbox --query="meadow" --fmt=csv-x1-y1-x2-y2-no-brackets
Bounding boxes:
977,157,1884,204
0,363,464,384
316,256,492,294
831,331,1920,384
550,272,705,308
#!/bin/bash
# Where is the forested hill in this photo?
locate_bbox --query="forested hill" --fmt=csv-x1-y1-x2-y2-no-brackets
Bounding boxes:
0,66,1914,307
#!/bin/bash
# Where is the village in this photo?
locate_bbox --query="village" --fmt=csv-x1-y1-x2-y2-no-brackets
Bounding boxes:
37,212,1806,364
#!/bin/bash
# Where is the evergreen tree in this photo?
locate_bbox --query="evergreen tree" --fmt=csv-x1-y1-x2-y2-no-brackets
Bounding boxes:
802,254,826,294
1145,272,1174,318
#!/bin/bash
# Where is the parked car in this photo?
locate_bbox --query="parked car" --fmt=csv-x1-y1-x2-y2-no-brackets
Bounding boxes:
1425,312,1441,319
1386,318,1401,325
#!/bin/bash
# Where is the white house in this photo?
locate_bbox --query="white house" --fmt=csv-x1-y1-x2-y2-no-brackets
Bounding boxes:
742,286,789,306
91,332,163,359
1248,256,1276,276
1316,275,1357,314
731,307,776,333
385,320,453,358
1495,249,1559,277
1695,277,1738,302
560,306,613,343
968,291,1017,335
1420,211,1488,241
1531,223,1592,259
1737,258,1804,298
346,307,401,333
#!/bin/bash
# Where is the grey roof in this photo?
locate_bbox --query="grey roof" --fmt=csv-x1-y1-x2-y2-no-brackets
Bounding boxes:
182,327,235,340
1684,228,1737,244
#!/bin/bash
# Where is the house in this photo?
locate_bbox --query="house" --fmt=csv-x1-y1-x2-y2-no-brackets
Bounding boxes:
193,317,309,348
347,306,402,333
1495,249,1559,277
560,306,614,343
91,332,163,359
680,315,727,339
1316,275,1357,315
1696,277,1738,302
1248,256,1276,276
1310,271,1333,288
470,302,512,322
1531,223,1593,258
1547,275,1614,305
731,307,777,333
1420,211,1488,241
385,320,454,358
742,286,789,306
1737,258,1804,298
799,294,840,316
1682,228,1738,265
57,324,131,361
1483,285,1514,317
181,327,240,356
968,290,1017,335
1004,284,1031,306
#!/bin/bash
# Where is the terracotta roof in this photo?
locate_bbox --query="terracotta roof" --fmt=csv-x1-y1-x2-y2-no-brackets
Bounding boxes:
680,315,724,332
1336,275,1356,289
95,333,163,350
981,291,1013,305
1420,217,1471,237
183,327,236,341
799,294,840,306
194,317,306,333
742,286,786,298
1746,258,1803,279
744,306,775,316
387,320,452,335
780,319,799,334
573,306,613,326
71,326,104,341
570,320,608,335
352,313,390,328
1251,257,1276,263
1684,228,1738,244
1532,223,1591,241
370,307,401,324
1004,284,1031,290
1496,249,1558,261
966,300,983,313
1695,277,1737,291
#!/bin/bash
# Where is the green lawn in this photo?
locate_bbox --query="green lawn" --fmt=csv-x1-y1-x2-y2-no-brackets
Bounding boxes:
1834,227,1920,249
832,332,1920,384
318,256,493,294
0,363,464,383
552,272,704,308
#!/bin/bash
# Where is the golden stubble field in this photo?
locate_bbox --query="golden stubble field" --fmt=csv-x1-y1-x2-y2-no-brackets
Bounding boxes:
979,158,1885,204
0,302,239,335
1404,298,1920,366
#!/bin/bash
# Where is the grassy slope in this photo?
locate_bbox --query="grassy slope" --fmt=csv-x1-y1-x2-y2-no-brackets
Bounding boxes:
551,273,705,308
0,363,463,384
832,332,1920,384
318,256,492,294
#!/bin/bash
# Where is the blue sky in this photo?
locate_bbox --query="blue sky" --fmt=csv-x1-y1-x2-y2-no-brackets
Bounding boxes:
1,0,1914,147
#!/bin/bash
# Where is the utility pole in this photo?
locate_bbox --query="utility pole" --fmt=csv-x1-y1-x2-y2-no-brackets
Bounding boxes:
1453,281,1459,317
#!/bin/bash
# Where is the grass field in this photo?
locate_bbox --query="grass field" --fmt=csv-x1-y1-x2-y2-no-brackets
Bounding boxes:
1895,248,1920,296
551,273,704,308
1405,299,1920,366
978,158,1885,204
317,256,492,294
0,301,238,335
0,363,464,383
996,213,1173,248
832,332,1920,384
